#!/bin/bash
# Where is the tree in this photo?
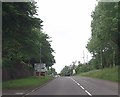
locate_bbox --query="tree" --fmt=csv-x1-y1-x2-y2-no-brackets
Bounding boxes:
86,2,119,68
2,1,55,79
2,2,42,64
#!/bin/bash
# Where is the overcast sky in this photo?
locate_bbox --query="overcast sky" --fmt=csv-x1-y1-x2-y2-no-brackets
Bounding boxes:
36,0,97,73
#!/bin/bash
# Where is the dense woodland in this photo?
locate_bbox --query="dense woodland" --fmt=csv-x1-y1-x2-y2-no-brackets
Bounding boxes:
75,2,120,74
2,1,55,80
2,1,120,79
61,2,120,75
87,2,119,68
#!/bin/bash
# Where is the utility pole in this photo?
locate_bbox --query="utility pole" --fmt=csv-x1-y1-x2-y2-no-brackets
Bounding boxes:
83,50,85,65
39,43,42,76
100,49,103,70
86,54,88,65
40,43,41,64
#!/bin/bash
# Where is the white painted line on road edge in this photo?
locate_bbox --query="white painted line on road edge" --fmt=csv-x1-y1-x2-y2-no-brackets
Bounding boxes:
31,90,35,92
23,86,41,96
85,90,92,96
24,89,36,95
25,92,30,95
24,88,37,96
15,92,24,95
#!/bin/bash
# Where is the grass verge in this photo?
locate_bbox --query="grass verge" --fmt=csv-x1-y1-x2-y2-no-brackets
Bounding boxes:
79,66,119,82
3,76,53,89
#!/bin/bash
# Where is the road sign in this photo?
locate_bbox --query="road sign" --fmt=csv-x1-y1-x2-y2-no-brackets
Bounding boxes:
34,63,47,72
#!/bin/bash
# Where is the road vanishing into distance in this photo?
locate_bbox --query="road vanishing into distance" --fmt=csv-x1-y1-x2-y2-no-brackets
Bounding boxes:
25,76,118,96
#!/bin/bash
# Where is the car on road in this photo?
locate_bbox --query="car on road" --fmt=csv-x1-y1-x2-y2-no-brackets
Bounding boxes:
54,75,60,77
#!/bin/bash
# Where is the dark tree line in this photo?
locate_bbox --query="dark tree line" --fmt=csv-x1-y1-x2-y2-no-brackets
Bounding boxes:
2,1,55,79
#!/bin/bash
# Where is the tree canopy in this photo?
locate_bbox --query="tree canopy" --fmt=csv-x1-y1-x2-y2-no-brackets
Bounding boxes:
86,2,119,69
2,1,55,72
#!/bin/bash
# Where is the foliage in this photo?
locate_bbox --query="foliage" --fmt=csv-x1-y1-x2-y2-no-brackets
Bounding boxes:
75,64,95,74
2,1,55,79
47,67,57,75
86,2,119,69
60,65,76,76
3,76,53,89
75,2,119,76
80,66,119,82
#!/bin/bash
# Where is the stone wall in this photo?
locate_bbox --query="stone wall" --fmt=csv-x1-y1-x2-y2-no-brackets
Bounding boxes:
2,63,34,81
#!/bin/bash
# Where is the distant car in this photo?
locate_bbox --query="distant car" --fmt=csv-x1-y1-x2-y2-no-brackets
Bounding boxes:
65,74,70,76
54,75,60,77
57,75,60,77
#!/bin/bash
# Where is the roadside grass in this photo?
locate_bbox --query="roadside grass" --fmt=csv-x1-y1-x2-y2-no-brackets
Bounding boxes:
2,76,53,89
79,66,119,82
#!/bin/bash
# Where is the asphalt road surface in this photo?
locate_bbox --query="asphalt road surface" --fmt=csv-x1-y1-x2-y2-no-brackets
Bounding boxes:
25,76,118,96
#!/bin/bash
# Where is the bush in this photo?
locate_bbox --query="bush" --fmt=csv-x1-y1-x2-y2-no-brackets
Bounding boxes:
75,64,95,74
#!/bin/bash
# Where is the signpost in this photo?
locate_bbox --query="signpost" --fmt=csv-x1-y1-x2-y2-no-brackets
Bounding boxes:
34,63,47,77
34,42,47,77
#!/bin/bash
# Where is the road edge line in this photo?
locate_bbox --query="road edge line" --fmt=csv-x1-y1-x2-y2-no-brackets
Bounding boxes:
22,77,54,96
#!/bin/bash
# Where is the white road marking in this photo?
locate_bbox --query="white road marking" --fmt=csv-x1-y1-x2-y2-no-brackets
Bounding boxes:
31,90,35,92
15,92,24,95
80,86,85,90
70,77,92,96
23,86,40,96
25,92,30,95
85,90,92,96
74,80,78,84
24,88,37,95
77,83,80,86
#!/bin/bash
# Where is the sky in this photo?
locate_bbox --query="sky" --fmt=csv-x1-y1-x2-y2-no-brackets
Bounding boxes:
36,0,97,73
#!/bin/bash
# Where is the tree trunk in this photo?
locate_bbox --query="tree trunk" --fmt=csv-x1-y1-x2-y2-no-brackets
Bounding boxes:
100,49,103,70
113,49,116,67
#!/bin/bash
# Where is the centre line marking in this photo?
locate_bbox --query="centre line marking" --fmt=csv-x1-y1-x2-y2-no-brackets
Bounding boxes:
80,86,84,90
77,83,80,86
85,90,92,96
70,77,92,96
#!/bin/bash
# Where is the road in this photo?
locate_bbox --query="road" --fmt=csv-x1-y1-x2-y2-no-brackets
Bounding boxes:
25,76,118,96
